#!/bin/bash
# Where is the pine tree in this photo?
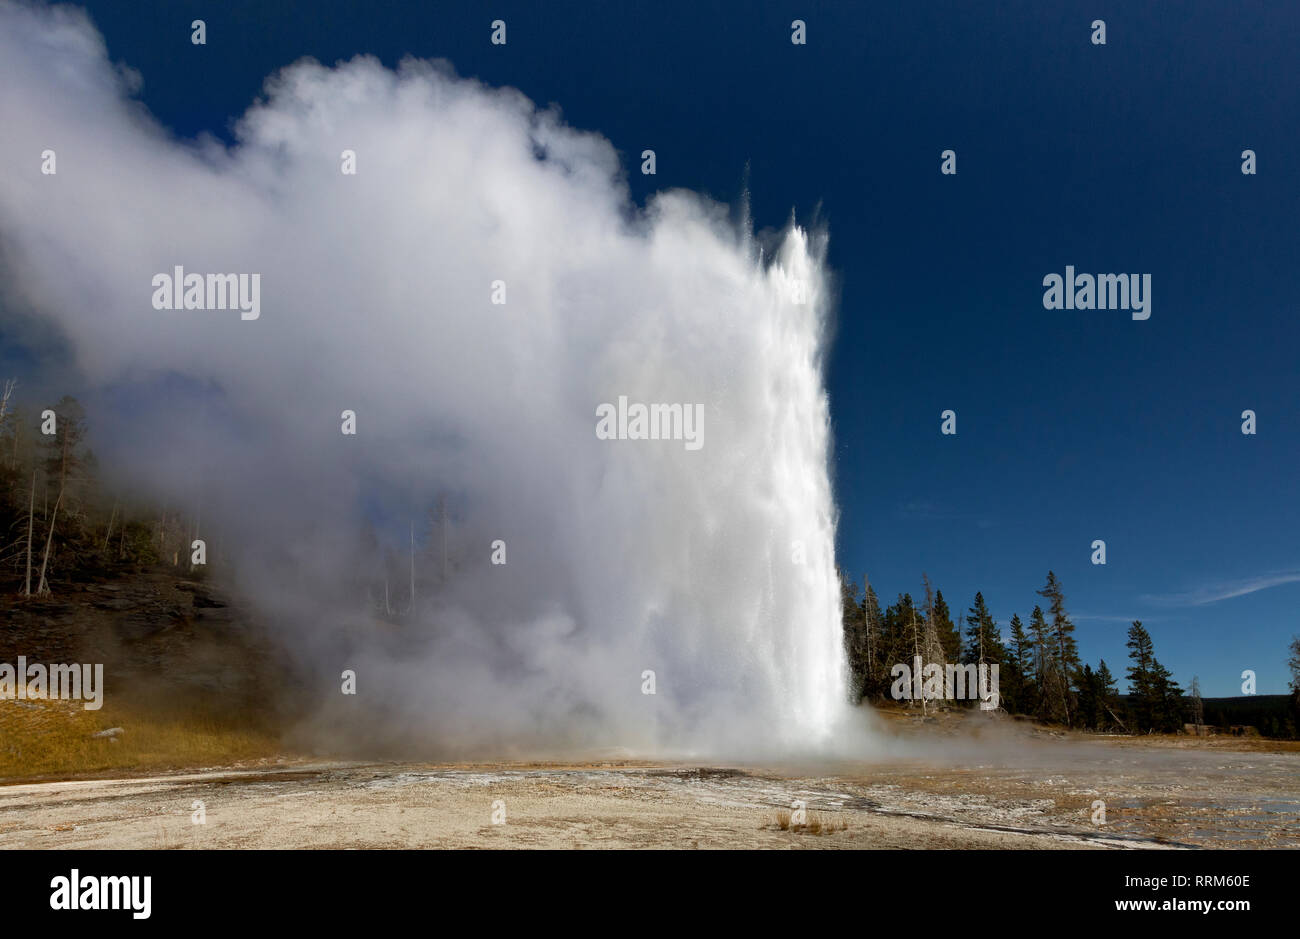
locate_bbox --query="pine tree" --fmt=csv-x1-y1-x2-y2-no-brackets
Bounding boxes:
1028,605,1051,720
1289,636,1300,695
1036,571,1079,725
1125,621,1181,732
861,576,883,699
1149,660,1183,732
1004,613,1033,715
1288,636,1300,739
1095,658,1121,729
1125,620,1155,731
1096,659,1118,697
962,591,1007,666
1077,663,1100,729
880,593,917,699
840,570,866,702
932,588,962,664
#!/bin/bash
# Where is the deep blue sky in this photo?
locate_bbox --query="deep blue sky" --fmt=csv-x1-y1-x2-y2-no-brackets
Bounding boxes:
10,1,1300,695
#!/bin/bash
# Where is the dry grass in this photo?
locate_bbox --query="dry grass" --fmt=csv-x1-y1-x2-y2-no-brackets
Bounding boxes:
0,683,284,782
773,808,847,834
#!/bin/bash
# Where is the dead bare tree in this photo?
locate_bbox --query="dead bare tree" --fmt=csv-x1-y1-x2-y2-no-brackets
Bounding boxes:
0,378,14,427
863,574,877,689
920,574,948,705
909,607,922,714
35,429,73,595
36,485,61,594
909,600,946,718
1190,675,1205,728
104,496,118,550
0,377,14,476
23,469,34,596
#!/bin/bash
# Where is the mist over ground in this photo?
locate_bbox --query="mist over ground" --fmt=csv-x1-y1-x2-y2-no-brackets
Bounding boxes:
0,1,853,758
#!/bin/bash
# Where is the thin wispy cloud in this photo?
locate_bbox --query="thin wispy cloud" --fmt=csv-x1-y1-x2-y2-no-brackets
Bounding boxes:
1142,570,1300,608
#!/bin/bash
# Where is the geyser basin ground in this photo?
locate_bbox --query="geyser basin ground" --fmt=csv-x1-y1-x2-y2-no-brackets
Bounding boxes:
5,734,1296,850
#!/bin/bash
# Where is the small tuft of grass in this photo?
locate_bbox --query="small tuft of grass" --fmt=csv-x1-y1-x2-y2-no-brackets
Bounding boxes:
772,809,848,834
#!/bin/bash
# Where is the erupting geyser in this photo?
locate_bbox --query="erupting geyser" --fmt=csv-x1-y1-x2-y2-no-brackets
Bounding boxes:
0,0,847,756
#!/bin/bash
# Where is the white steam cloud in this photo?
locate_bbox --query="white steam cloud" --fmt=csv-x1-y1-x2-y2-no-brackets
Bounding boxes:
0,1,849,757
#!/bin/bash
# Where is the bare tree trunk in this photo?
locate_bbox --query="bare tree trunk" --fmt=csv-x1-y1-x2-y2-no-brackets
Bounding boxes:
910,608,924,717
1105,703,1130,733
1055,632,1072,726
0,379,16,490
0,378,13,431
2,379,20,471
104,497,118,550
919,574,947,708
37,433,72,595
23,469,34,595
37,486,62,595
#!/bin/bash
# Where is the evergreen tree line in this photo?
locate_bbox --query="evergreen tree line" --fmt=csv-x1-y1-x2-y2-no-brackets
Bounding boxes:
840,569,1296,736
7,385,1300,737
